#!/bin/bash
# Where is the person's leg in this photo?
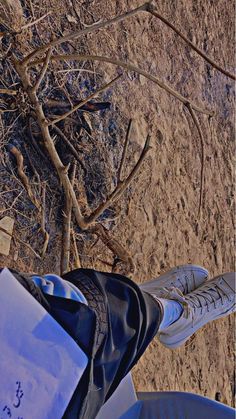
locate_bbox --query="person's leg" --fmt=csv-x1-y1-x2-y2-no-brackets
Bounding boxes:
5,266,235,418
62,268,163,419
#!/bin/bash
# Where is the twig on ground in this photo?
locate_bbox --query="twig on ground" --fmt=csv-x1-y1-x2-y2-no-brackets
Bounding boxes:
52,124,86,172
0,190,23,215
61,162,76,274
186,103,205,218
40,182,49,257
48,74,122,126
117,119,132,182
0,88,17,95
9,145,40,210
89,223,135,273
22,3,149,64
23,144,41,189
32,48,52,93
85,135,151,224
72,229,81,269
21,11,52,32
16,235,41,259
22,2,235,80
31,54,213,116
147,3,235,81
28,116,46,160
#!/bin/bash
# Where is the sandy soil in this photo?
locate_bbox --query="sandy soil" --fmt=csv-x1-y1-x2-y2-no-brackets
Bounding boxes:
0,0,235,408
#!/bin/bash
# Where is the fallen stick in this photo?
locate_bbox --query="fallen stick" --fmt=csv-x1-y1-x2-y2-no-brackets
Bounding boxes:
186,103,205,218
117,119,133,182
48,74,122,126
22,3,149,63
16,236,41,259
71,229,81,269
147,3,235,81
9,145,40,210
22,2,235,80
20,11,52,32
85,135,151,225
52,124,86,173
61,162,76,275
31,54,213,116
0,88,17,95
89,223,135,273
40,182,49,257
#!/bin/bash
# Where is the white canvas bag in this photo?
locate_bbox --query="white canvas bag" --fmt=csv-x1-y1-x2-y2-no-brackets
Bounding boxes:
0,268,88,419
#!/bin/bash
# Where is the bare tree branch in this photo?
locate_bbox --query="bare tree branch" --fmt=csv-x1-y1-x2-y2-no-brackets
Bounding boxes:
147,3,235,81
22,3,150,64
41,182,49,257
118,119,132,182
30,54,213,116
32,47,52,93
22,2,235,80
186,103,205,217
14,60,87,229
85,135,151,225
61,162,76,274
72,229,81,269
21,11,52,31
89,223,135,273
9,145,40,210
48,74,122,126
52,124,86,172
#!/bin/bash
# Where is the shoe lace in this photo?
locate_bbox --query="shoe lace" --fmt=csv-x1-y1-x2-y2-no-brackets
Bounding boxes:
178,274,193,294
177,276,188,294
186,279,232,314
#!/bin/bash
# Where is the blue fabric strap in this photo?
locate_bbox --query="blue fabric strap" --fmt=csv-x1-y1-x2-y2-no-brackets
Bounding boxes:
32,274,88,305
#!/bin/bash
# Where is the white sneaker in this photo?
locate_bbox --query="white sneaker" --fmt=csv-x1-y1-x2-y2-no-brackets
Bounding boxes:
140,264,208,296
158,272,236,349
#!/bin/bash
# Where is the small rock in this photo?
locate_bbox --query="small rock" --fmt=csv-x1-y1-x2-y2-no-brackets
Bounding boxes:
0,216,14,256
66,14,77,24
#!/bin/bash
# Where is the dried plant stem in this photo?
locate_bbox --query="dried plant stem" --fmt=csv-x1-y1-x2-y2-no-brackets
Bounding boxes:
0,191,23,215
41,182,49,257
22,3,150,64
118,119,132,181
31,54,212,116
52,124,86,171
14,62,135,271
22,2,234,81
90,223,135,273
61,162,76,275
186,103,205,217
14,61,87,229
147,4,235,81
48,75,121,126
85,135,151,225
9,145,40,210
72,229,81,269
21,11,52,31
32,48,52,93
0,88,17,95
16,236,41,259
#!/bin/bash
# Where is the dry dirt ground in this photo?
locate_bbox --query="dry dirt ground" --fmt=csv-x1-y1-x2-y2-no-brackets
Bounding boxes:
0,0,235,408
